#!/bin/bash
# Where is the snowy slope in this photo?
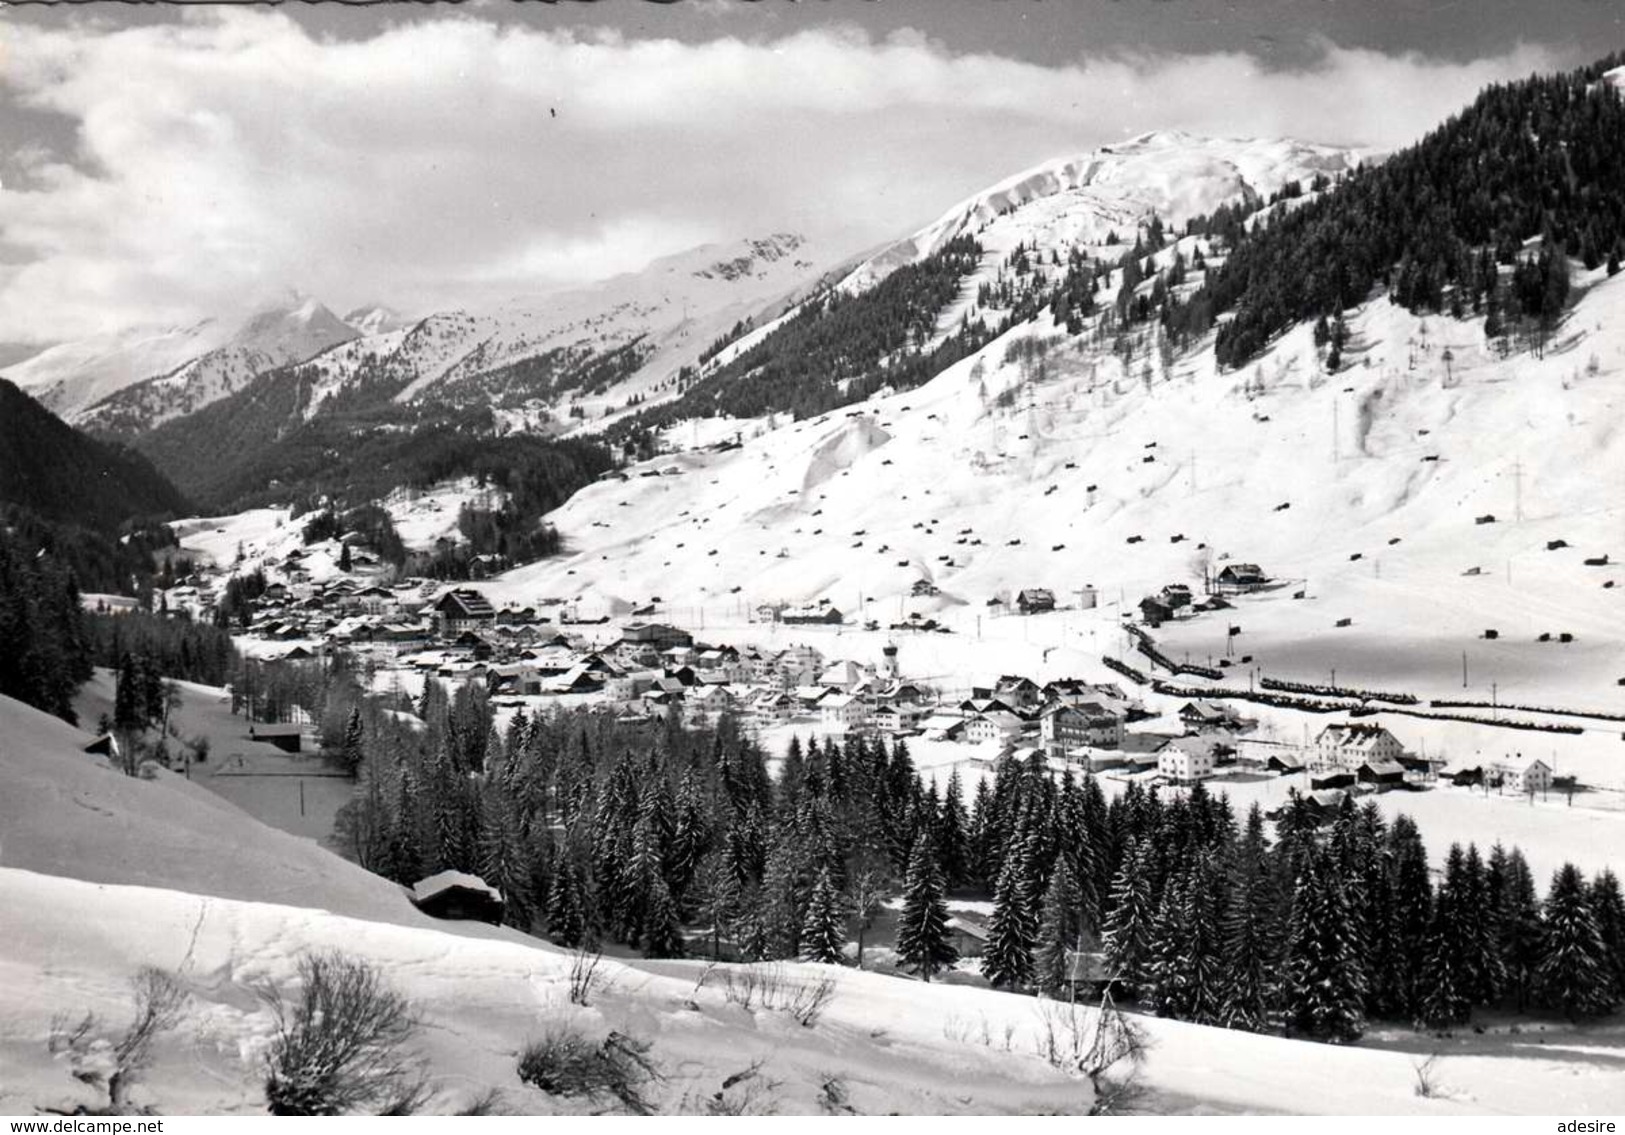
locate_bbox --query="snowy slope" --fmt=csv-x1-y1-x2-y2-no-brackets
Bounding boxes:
4,869,1621,1115
0,693,445,927
2,689,1616,1118
484,262,1625,784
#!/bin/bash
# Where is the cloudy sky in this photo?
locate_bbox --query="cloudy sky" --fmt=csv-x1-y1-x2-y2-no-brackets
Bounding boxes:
0,0,1618,344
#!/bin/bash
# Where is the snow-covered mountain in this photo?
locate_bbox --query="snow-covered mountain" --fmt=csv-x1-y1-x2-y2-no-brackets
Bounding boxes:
841,131,1357,294
341,303,412,337
76,295,360,432
2,318,235,420
694,132,1359,381
1,294,361,429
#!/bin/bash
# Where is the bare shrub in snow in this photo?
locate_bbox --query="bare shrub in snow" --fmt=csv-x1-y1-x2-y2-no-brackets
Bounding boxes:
567,945,606,1007
47,966,185,1114
1033,998,1092,1072
1081,991,1151,1116
1412,1053,1447,1099
517,1027,660,1114
702,1058,782,1115
710,963,835,1027
818,1074,857,1115
259,951,424,1116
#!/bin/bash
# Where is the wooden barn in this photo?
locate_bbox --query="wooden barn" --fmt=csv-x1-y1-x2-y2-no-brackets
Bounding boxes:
410,870,505,925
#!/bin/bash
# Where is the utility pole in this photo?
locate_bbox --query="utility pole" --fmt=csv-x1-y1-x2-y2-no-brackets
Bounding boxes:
1513,458,1523,523
1332,398,1340,464
1462,650,1468,689
1491,681,1498,719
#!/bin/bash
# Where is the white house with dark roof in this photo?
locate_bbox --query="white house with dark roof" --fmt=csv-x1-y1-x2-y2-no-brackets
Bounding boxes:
1314,722,1404,770
1494,756,1554,795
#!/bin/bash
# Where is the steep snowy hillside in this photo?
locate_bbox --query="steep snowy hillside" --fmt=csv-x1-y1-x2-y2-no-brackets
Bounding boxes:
489,261,1625,760
844,131,1357,296
80,296,359,433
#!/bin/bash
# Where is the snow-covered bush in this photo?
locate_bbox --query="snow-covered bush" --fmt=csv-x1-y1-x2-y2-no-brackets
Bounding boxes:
259,951,425,1116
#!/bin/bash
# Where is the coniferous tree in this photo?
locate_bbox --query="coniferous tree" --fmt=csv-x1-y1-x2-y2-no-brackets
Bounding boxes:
642,872,685,959
1538,863,1616,1020
1384,816,1434,1020
1282,848,1366,1043
1417,844,1474,1028
547,848,592,948
895,833,957,982
1102,839,1157,995
982,845,1038,990
1034,856,1088,997
337,705,365,778
939,767,972,889
800,866,848,965
1217,807,1280,1033
1496,848,1545,1011
1461,843,1503,1005
1588,869,1625,1005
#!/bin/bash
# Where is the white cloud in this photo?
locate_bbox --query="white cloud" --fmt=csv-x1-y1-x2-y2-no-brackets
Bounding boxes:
0,11,1562,341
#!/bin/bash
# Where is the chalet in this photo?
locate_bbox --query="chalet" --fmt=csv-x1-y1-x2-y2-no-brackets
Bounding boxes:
875,680,927,705
993,675,1042,708
749,690,797,722
688,683,736,720
549,664,603,694
1016,588,1056,614
1139,596,1175,626
1215,563,1269,592
1315,722,1405,770
1235,738,1306,773
355,585,397,616
1356,759,1408,790
1494,756,1554,795
1040,703,1125,755
910,579,941,598
621,622,694,650
1310,769,1356,791
869,703,924,735
820,692,868,731
1155,736,1213,782
958,695,1023,719
410,870,504,925
920,712,969,742
946,915,990,958
1179,700,1244,731
434,589,496,636
1062,949,1111,995
818,660,869,690
794,684,832,710
965,709,1025,746
1160,583,1194,609
782,602,844,626
775,644,826,680
248,723,303,754
453,631,493,660
606,670,662,701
